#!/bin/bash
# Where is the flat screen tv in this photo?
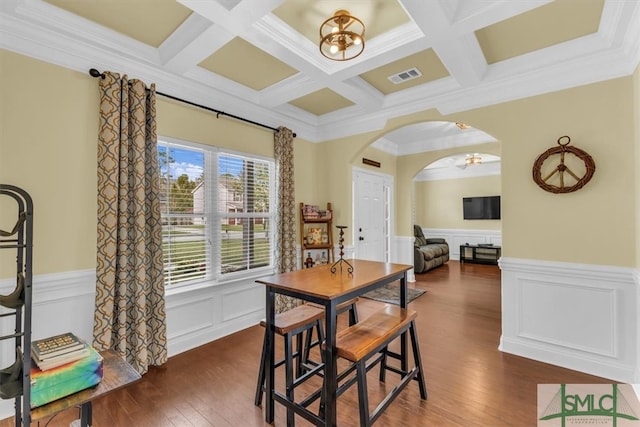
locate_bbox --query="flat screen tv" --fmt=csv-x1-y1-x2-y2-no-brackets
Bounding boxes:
463,196,501,220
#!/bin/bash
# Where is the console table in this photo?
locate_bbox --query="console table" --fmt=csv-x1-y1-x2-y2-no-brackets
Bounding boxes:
460,244,501,265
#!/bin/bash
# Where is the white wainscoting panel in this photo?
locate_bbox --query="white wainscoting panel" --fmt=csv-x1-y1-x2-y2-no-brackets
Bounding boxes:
423,228,501,261
0,269,97,351
500,257,640,383
0,269,266,421
0,269,97,420
165,279,264,357
393,235,415,282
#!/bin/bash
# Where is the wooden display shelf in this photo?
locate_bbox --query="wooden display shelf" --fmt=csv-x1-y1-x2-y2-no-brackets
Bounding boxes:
304,244,332,250
301,216,332,223
300,202,334,269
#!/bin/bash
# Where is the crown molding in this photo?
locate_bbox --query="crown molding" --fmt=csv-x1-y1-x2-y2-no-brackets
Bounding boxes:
2,0,638,144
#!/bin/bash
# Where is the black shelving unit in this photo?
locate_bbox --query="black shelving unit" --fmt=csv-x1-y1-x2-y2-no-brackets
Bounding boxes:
0,184,33,426
459,244,501,265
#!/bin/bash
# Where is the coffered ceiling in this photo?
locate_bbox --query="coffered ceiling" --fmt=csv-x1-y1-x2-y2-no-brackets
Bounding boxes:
1,0,639,145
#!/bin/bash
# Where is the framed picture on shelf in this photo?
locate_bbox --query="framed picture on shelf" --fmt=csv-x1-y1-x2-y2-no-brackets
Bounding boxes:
307,227,322,245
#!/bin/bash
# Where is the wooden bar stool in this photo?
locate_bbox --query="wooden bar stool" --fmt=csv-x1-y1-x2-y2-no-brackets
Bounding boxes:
254,303,325,408
255,298,360,425
334,305,427,427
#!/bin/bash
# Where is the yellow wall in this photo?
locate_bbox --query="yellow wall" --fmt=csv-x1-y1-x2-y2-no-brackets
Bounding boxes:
485,78,634,266
357,146,398,177
386,141,501,235
415,175,501,229
317,77,635,267
0,50,317,277
1,50,98,277
309,130,395,242
1,49,638,277
392,79,635,266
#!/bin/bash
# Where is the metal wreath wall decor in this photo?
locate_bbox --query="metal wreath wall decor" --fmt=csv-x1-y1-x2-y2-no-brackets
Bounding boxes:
532,136,596,194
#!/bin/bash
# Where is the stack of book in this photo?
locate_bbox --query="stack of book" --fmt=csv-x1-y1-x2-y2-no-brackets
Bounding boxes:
302,204,320,220
31,332,89,371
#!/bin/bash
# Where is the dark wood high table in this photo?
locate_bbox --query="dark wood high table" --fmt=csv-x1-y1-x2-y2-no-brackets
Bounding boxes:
30,349,141,427
256,259,413,427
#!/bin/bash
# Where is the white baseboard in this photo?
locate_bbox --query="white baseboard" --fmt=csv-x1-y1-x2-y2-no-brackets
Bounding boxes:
499,336,638,382
499,257,640,383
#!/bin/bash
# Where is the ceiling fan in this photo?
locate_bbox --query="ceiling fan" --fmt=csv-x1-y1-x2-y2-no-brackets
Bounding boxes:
455,154,482,169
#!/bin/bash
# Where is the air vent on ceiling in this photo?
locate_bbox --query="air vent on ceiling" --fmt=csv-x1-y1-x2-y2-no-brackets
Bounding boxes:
387,67,422,84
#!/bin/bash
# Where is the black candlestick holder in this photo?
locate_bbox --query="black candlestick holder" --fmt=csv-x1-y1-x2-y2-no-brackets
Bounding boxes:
331,225,353,275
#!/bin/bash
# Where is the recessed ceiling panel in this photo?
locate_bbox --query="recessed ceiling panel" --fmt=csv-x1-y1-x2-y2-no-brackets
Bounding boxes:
289,88,354,116
360,49,450,95
475,0,605,64
44,0,192,48
273,0,410,44
199,38,298,91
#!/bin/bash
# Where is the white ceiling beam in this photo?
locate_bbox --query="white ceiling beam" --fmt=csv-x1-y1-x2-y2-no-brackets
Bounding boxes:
430,34,487,86
249,17,428,106
327,77,385,112
178,0,285,36
258,74,325,107
401,0,486,86
159,14,234,74
450,0,553,32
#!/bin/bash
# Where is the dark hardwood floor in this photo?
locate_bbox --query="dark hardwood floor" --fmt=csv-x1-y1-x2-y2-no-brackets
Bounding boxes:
3,261,612,426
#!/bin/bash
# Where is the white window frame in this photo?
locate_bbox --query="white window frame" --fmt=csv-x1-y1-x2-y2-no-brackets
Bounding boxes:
158,136,276,290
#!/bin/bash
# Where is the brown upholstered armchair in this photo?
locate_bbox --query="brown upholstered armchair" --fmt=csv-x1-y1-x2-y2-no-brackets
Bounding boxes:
413,225,449,273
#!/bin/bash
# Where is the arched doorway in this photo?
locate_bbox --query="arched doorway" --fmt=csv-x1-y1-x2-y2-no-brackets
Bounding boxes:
413,152,502,262
359,120,501,280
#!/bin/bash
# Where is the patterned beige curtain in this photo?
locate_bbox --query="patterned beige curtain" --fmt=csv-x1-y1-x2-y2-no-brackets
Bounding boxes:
274,127,300,313
94,71,167,374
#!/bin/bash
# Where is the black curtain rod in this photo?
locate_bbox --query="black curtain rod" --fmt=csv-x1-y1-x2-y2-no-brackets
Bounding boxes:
89,68,295,137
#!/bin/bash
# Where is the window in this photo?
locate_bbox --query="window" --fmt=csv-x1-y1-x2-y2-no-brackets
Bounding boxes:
158,139,275,287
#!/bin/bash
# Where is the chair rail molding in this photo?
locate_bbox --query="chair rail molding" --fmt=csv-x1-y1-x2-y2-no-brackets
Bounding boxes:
0,268,266,420
422,228,501,261
499,257,640,383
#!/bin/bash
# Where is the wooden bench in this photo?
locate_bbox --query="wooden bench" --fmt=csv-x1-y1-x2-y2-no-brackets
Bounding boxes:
334,305,427,427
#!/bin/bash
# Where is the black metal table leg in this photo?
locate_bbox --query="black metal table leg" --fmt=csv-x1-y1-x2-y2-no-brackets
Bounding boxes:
80,402,92,427
399,274,408,373
323,302,338,426
265,287,276,423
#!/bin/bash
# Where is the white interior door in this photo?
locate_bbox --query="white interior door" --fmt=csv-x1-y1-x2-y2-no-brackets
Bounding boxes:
353,168,393,262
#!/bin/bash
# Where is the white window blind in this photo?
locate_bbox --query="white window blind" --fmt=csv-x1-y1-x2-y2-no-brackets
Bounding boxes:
158,140,274,287
217,153,273,274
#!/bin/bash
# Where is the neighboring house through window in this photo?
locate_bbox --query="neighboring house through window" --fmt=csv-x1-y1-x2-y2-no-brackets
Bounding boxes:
158,138,275,287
